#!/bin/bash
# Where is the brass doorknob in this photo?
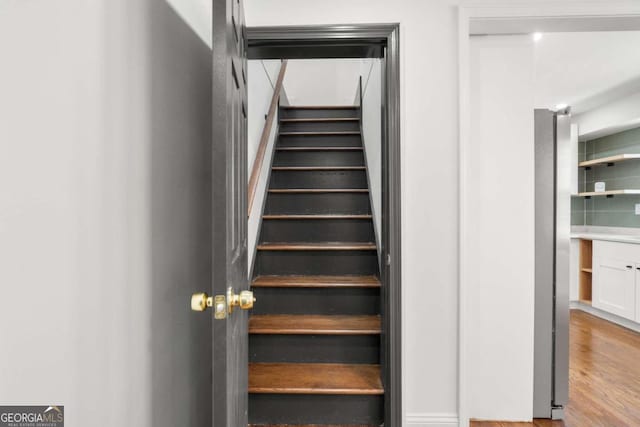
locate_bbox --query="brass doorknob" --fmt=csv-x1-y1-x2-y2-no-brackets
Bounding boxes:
191,292,212,311
227,288,256,314
191,289,255,319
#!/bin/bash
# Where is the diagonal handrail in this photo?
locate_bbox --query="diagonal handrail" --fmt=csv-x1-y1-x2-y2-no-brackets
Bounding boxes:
248,60,288,216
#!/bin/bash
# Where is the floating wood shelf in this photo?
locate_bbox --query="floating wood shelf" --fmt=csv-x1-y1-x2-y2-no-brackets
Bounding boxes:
577,190,640,197
579,154,640,168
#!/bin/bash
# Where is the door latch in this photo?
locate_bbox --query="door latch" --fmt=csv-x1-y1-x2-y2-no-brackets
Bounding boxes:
213,294,227,319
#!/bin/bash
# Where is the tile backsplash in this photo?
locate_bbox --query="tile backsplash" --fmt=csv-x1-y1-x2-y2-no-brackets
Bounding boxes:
572,126,640,228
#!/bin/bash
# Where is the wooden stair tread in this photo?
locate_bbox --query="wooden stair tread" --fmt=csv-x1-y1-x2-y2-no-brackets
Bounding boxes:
280,117,360,122
272,166,365,171
252,275,381,288
249,363,383,395
257,242,376,251
249,315,381,335
276,147,363,151
281,105,359,110
269,189,368,193
263,214,372,220
250,424,374,427
280,131,360,136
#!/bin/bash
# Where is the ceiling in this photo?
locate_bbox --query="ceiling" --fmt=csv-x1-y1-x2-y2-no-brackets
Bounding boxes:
534,31,640,114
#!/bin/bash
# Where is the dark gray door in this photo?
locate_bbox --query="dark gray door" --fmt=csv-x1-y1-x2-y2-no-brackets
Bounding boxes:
212,0,249,424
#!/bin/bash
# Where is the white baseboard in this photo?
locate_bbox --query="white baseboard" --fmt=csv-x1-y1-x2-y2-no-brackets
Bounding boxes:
406,413,459,427
571,301,640,333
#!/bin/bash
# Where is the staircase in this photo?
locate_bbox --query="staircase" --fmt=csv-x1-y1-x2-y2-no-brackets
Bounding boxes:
249,105,383,426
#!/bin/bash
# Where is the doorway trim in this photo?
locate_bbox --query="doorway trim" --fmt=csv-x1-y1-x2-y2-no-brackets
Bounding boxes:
458,2,640,426
247,23,401,427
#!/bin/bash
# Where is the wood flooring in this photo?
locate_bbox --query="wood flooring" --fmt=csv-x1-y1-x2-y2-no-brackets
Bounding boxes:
472,309,640,427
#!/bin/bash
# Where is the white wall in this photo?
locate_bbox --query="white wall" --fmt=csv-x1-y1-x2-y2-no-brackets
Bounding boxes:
573,89,640,139
284,59,362,105
248,60,283,270
0,0,87,411
533,31,640,114
245,2,461,424
248,60,282,171
165,0,211,46
360,59,383,251
0,1,213,426
467,35,535,421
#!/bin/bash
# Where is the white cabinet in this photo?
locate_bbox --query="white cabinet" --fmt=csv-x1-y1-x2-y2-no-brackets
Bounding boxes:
592,240,640,322
593,257,636,320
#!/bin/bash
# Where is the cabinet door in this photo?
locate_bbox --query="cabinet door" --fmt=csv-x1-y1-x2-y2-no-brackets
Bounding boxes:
593,257,636,320
637,265,640,323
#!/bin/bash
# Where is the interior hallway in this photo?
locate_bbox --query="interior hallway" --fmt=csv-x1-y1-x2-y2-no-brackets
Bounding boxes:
472,310,640,427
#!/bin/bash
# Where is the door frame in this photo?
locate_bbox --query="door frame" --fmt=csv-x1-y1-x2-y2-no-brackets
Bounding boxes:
458,3,640,425
246,23,402,427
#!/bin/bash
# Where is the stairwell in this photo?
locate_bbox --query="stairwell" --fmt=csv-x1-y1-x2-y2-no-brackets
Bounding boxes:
249,105,383,426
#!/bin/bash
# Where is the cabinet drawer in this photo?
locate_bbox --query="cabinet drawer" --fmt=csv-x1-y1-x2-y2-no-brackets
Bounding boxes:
593,240,640,262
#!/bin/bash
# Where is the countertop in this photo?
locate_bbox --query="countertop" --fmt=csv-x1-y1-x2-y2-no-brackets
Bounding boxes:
571,226,640,244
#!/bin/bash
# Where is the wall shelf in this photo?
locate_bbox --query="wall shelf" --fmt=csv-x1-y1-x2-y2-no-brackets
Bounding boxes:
579,154,640,168
577,189,640,198
579,239,593,304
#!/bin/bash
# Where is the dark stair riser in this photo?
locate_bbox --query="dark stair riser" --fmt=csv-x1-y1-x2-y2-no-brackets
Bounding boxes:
278,134,362,147
250,334,380,364
273,150,365,167
280,120,360,133
255,250,378,276
251,287,380,315
270,170,368,189
265,193,371,215
249,394,383,425
280,107,360,120
261,218,375,243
